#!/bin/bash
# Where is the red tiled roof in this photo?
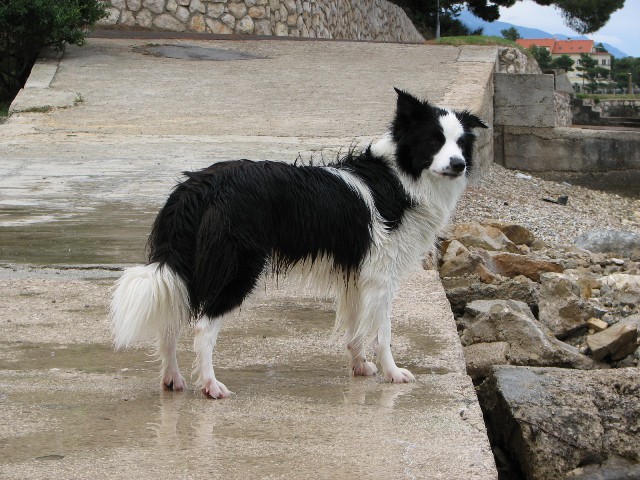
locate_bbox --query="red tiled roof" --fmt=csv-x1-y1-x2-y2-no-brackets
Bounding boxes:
552,40,594,54
516,38,555,50
515,38,607,55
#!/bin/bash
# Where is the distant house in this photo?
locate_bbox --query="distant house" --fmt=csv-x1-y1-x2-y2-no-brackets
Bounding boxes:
516,38,612,87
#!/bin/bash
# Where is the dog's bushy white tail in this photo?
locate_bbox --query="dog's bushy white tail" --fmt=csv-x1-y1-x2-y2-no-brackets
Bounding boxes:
110,263,190,349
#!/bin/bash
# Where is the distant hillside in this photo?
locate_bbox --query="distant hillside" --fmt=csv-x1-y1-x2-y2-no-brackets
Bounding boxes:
458,9,629,58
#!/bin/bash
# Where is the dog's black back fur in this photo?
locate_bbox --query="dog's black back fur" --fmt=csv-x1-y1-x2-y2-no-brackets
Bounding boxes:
148,153,411,319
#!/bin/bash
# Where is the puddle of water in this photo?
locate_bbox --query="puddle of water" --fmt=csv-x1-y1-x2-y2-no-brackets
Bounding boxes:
1,390,160,465
0,328,456,471
0,342,151,375
1,368,451,467
136,44,265,61
0,203,151,264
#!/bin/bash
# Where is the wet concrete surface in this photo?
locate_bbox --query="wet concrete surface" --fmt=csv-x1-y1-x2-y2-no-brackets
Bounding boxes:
0,37,498,478
0,269,496,479
0,203,151,264
136,44,266,61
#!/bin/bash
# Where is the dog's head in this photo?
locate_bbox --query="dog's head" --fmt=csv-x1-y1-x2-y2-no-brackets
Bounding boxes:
390,88,488,180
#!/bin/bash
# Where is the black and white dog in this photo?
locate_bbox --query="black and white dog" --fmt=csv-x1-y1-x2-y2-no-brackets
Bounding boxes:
111,88,487,398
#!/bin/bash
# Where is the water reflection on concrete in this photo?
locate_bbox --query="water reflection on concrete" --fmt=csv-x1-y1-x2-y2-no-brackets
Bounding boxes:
0,288,487,479
1,338,457,477
0,203,152,264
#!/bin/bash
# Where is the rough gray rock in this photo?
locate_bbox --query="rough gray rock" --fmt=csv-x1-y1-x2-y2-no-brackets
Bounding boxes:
460,300,598,376
452,222,521,253
464,341,509,379
479,250,564,282
600,274,640,308
538,272,593,339
575,230,640,261
439,242,501,286
479,366,640,480
442,274,539,315
586,323,638,361
465,299,532,318
485,221,536,246
565,456,640,480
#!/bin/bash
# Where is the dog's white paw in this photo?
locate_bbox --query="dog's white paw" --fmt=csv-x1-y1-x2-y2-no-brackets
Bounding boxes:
162,372,186,391
201,379,232,399
384,367,415,383
351,360,378,377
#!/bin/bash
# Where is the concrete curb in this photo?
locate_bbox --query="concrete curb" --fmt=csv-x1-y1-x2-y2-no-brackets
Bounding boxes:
9,48,78,113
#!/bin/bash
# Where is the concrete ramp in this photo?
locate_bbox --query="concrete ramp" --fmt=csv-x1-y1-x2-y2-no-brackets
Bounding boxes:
0,37,499,478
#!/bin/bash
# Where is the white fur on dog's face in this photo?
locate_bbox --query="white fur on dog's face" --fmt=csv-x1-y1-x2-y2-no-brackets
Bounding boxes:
429,110,466,178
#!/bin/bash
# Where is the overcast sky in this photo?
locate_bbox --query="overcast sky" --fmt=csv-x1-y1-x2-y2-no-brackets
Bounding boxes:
498,0,640,57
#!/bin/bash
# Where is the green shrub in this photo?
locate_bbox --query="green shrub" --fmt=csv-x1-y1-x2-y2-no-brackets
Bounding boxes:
0,0,107,103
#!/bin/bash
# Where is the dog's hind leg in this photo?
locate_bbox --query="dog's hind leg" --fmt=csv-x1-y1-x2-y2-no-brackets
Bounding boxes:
193,315,232,399
337,288,378,377
158,326,186,391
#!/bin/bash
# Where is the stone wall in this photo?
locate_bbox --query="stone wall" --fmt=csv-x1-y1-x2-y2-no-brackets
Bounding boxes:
495,125,640,172
494,72,640,172
572,98,640,127
496,47,541,75
496,50,573,127
99,0,424,43
585,99,640,119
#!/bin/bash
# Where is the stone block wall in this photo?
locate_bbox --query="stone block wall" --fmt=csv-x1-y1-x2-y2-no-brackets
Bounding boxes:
603,100,640,119
494,73,640,173
99,0,424,43
573,98,640,126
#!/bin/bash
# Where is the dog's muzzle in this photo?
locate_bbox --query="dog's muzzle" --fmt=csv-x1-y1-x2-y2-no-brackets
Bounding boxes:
441,157,466,178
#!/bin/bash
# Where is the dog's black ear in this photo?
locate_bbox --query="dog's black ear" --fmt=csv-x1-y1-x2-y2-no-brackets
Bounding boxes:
393,88,431,135
394,87,426,114
457,110,489,130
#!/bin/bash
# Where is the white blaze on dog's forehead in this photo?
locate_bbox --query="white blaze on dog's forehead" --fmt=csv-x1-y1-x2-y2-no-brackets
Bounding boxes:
438,110,464,140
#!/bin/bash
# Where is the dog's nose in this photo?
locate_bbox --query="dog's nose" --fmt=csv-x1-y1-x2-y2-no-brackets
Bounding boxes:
449,157,466,174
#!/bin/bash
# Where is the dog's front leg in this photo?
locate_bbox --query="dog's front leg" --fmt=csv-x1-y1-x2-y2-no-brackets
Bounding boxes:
337,289,378,377
193,316,232,399
356,279,414,383
377,314,415,384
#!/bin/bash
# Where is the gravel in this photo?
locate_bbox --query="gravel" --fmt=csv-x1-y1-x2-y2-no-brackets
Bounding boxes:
453,163,640,247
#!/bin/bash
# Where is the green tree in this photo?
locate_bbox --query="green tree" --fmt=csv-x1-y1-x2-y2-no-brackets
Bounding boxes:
575,53,610,92
500,26,521,42
392,0,483,38
391,0,625,37
529,45,553,70
551,54,575,72
611,56,640,92
554,0,625,35
0,0,107,102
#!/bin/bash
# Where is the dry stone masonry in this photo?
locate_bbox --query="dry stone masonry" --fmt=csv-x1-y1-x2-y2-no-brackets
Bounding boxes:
99,0,424,43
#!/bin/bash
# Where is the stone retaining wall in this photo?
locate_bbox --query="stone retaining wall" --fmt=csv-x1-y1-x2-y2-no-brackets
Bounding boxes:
583,99,640,119
494,72,640,172
572,98,640,127
99,0,424,43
